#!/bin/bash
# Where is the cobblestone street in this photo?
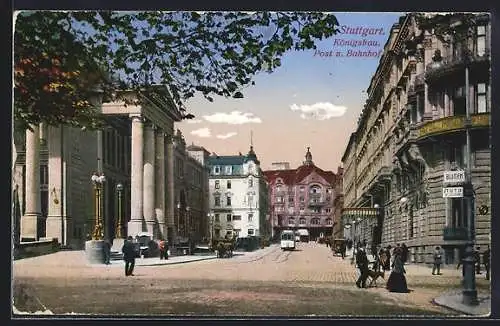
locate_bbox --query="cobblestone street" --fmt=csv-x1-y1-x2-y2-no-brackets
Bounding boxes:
13,242,490,317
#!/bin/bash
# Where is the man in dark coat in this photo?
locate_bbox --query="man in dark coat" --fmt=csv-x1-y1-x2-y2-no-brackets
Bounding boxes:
401,243,408,264
355,246,369,288
383,245,392,271
122,236,136,276
103,239,112,265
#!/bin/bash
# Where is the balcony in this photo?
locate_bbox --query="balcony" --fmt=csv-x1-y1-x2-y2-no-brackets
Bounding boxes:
443,227,468,241
425,51,490,85
417,113,490,140
308,199,326,207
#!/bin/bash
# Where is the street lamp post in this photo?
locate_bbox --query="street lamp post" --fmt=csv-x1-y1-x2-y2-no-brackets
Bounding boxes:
91,172,106,240
115,183,124,239
176,202,181,237
451,19,478,306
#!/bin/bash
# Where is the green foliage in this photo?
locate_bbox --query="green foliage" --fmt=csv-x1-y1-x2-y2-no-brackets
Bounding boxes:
14,11,340,129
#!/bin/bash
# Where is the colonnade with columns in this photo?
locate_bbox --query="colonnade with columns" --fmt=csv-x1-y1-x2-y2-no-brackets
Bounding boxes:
128,114,176,240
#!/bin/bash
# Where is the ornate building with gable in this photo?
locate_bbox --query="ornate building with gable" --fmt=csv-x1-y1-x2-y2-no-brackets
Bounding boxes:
264,148,337,240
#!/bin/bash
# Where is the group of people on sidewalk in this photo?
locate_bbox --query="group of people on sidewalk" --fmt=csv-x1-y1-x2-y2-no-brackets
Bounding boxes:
354,242,410,293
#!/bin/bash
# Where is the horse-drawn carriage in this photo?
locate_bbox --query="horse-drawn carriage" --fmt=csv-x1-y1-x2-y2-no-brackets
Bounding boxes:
332,238,346,256
211,238,235,258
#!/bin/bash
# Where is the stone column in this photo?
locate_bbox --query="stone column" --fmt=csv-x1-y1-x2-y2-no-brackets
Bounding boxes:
46,126,67,244
128,115,144,236
166,135,176,240
154,130,166,239
21,125,41,241
143,123,156,236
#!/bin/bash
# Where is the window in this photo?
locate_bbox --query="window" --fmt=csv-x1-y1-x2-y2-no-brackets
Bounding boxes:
232,215,241,221
299,218,306,225
299,206,305,212
214,213,220,222
299,197,305,202
227,180,231,189
248,195,254,207
226,196,231,206
248,213,253,222
476,83,488,113
326,188,332,194
288,218,295,225
453,87,466,115
214,196,221,207
476,25,486,56
248,177,253,187
312,207,321,213
300,186,305,192
326,218,333,225
451,198,466,228
226,230,232,237
214,166,221,175
226,214,232,222
325,208,332,213
276,196,284,203
215,180,220,189
225,166,232,175
214,229,221,238
248,229,254,235
311,218,320,225
310,186,321,194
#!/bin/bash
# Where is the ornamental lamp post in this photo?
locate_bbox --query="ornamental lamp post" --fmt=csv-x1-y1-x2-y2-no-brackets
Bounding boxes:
91,172,106,240
115,182,124,239
176,202,181,236
186,206,191,238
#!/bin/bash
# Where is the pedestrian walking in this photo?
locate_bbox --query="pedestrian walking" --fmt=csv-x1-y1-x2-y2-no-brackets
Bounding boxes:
159,239,169,260
103,238,112,265
355,246,369,289
383,246,392,271
122,236,136,276
386,247,408,293
341,241,346,259
401,243,408,264
483,246,490,281
432,246,443,275
474,246,481,275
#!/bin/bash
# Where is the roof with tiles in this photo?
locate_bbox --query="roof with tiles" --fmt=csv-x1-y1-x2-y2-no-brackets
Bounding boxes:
263,147,336,185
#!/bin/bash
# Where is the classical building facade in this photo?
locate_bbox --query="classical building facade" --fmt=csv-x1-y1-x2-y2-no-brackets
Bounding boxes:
206,147,270,239
13,87,204,248
341,13,491,264
264,148,337,239
170,134,210,244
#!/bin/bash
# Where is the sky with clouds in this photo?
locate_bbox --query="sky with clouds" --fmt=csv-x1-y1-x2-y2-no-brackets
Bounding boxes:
177,12,405,172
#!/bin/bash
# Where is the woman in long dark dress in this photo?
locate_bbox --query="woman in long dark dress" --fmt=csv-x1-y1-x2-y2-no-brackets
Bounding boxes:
386,248,409,293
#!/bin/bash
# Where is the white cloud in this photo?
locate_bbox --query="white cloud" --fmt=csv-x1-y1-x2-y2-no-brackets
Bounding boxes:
290,102,347,120
186,119,203,124
216,132,238,140
203,111,262,124
190,127,212,138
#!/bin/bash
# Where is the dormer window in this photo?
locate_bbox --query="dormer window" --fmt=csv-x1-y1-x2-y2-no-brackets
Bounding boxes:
214,166,221,175
225,166,232,175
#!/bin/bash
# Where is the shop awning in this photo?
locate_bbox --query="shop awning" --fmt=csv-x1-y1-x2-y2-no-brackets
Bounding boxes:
341,207,379,221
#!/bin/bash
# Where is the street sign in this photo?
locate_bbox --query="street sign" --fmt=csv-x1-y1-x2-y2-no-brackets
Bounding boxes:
443,187,464,198
444,170,466,183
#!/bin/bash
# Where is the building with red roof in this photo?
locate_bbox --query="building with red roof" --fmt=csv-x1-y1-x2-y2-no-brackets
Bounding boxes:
263,147,338,240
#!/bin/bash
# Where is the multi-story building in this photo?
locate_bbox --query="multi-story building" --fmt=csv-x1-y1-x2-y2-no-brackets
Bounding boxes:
332,166,344,238
171,130,210,244
206,146,270,239
341,13,491,264
13,87,200,248
264,148,337,239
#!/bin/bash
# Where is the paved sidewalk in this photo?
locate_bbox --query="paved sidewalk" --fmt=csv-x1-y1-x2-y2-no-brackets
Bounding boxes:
433,291,491,316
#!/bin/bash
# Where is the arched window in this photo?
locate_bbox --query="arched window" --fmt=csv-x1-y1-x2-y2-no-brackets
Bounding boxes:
326,218,333,225
309,185,321,194
311,218,320,225
288,218,295,226
299,218,306,225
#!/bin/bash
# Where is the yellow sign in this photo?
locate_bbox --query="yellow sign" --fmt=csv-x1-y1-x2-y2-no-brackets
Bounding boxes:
418,114,490,139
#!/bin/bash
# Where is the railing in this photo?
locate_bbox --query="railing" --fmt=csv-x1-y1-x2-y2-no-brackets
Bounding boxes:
443,227,468,241
425,50,490,81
